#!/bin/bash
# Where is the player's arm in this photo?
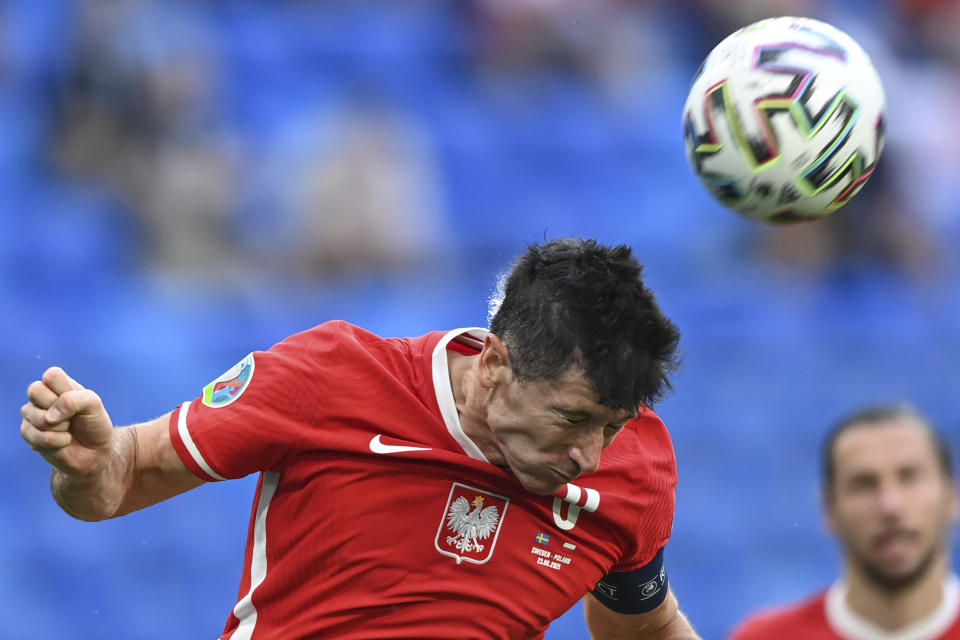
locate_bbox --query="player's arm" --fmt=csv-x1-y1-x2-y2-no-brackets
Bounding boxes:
585,590,701,639
585,548,701,639
20,367,203,521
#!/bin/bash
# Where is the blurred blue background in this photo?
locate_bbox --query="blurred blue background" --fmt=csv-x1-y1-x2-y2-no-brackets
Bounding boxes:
3,0,959,638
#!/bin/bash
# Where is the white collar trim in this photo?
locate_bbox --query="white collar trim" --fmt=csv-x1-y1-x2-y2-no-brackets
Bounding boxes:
431,327,489,462
825,574,960,640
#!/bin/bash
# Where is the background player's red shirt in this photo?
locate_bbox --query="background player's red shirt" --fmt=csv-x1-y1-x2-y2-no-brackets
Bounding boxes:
729,577,960,640
169,320,678,640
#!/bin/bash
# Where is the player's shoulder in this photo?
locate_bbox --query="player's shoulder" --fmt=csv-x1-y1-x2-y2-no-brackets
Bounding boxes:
600,406,676,479
256,321,400,380
279,320,432,358
296,319,381,346
310,320,447,351
588,406,677,535
280,322,456,387
728,591,830,640
633,406,673,452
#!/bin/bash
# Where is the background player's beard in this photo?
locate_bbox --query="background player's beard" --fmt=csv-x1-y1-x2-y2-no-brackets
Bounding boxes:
848,539,939,594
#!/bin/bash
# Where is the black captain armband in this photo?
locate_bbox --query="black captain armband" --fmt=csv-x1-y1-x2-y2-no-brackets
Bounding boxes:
592,548,668,614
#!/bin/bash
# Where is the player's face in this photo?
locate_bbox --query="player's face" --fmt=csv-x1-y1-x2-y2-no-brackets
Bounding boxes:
826,417,959,591
483,366,636,496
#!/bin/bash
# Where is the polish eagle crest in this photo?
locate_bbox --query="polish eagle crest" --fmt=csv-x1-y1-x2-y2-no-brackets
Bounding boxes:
445,495,500,554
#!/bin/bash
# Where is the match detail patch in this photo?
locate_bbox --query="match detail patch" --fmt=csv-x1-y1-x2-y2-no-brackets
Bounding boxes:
202,353,255,408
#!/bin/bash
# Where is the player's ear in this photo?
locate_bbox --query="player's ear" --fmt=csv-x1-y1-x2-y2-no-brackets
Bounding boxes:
479,334,513,388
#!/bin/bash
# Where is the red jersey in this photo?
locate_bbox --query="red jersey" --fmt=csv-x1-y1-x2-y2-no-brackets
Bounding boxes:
169,321,677,640
729,577,960,640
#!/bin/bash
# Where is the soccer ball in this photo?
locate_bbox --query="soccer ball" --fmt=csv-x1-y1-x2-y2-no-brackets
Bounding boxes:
682,16,886,223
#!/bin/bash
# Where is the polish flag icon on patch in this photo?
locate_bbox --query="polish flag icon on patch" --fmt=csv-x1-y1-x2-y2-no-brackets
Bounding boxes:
435,483,510,565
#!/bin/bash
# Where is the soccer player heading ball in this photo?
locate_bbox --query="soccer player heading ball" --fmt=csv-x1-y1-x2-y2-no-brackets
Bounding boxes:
21,238,703,639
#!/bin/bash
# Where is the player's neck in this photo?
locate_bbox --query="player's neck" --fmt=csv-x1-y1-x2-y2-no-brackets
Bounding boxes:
843,555,950,631
446,350,473,422
446,351,504,465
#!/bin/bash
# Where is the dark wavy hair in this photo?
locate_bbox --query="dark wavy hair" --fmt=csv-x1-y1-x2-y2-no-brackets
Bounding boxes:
488,238,681,411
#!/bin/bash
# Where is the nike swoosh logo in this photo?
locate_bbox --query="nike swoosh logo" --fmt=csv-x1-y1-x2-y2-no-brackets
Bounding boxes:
369,434,432,455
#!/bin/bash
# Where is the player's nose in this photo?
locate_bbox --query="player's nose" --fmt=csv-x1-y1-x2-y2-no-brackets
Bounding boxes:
877,479,909,515
568,428,604,476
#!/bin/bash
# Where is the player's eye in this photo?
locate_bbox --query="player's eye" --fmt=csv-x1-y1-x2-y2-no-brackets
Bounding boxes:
848,474,877,493
899,465,922,485
556,410,589,425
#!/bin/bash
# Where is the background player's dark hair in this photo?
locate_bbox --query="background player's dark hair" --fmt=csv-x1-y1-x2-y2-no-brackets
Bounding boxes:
488,238,680,411
822,403,955,493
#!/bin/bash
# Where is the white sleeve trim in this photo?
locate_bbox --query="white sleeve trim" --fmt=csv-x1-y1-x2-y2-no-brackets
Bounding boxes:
178,401,228,482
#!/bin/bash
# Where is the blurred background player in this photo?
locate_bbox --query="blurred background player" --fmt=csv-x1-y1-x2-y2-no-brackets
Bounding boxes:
21,239,702,640
728,404,960,640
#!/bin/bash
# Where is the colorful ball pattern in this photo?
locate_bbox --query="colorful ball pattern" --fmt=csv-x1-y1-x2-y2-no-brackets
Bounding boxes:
683,16,886,223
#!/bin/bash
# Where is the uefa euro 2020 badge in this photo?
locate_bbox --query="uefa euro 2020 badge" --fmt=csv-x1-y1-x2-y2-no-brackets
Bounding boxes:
202,353,255,408
435,483,510,565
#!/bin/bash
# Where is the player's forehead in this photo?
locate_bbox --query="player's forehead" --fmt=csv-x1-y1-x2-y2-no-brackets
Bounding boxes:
833,417,939,477
531,367,637,423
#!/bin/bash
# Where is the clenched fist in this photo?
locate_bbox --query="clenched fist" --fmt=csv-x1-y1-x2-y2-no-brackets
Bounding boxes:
21,367,116,478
